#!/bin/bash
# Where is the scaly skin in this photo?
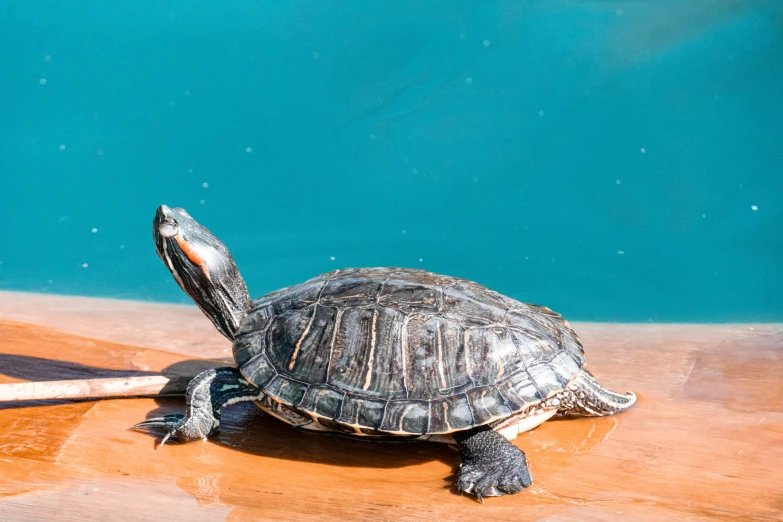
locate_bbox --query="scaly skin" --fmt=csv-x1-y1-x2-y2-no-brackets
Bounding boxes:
453,425,532,502
133,367,261,445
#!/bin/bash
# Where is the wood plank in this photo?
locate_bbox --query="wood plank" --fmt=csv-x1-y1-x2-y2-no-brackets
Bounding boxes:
0,293,780,521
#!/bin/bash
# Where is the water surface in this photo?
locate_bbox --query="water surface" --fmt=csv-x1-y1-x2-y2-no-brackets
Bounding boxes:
0,1,781,321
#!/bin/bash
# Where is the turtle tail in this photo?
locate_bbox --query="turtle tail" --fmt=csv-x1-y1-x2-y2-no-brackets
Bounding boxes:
556,369,636,417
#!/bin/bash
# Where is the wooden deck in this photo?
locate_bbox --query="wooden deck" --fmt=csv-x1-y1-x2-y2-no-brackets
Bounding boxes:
0,291,781,521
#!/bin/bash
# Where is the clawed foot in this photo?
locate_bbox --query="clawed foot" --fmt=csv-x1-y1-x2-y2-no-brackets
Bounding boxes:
132,367,256,447
456,445,532,502
132,413,213,447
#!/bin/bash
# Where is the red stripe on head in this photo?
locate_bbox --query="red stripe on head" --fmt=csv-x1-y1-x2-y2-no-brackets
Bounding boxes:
175,236,205,266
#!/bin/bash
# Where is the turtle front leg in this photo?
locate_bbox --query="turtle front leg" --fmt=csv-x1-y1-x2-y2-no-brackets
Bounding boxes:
454,425,533,502
133,367,260,446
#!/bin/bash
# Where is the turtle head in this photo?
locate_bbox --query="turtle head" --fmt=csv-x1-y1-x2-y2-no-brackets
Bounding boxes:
153,205,251,340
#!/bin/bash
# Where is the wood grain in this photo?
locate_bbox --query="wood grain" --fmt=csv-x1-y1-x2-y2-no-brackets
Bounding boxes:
0,293,781,521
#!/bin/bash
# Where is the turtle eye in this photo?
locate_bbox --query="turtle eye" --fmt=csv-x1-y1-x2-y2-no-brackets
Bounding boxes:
159,221,178,238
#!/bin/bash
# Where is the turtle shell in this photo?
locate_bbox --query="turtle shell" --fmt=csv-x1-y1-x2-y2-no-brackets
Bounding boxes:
233,268,585,436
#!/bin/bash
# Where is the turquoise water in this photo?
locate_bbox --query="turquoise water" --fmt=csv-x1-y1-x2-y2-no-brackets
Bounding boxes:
1,2,781,322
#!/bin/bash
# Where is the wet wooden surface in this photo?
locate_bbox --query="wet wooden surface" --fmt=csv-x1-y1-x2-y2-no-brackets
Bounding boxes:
0,291,781,521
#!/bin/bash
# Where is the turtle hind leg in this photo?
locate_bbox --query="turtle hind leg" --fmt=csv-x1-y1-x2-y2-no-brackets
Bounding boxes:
133,366,261,446
454,425,533,501
555,369,636,417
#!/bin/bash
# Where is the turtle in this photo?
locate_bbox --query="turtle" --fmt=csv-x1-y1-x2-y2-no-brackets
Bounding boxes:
134,205,636,500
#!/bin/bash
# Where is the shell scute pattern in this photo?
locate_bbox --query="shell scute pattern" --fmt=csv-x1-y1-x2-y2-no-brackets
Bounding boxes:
496,372,541,411
234,268,585,435
428,394,474,432
466,385,515,424
299,385,344,419
379,400,430,434
338,395,387,430
441,284,506,327
330,307,377,393
378,278,441,313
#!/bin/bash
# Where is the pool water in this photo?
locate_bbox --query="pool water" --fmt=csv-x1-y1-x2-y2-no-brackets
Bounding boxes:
0,1,781,322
